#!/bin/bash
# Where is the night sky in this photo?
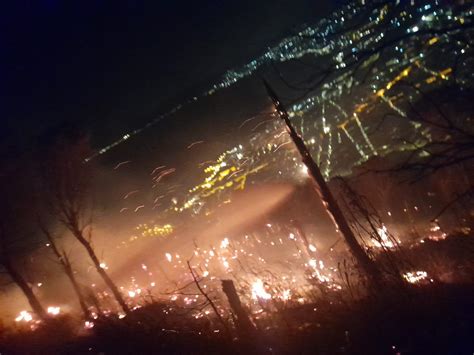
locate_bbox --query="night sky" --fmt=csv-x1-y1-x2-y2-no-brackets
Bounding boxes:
1,0,335,158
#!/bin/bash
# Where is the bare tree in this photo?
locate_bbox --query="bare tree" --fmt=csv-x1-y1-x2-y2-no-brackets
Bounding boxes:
186,260,230,336
0,232,48,321
264,80,383,286
0,161,48,321
371,86,474,221
43,135,130,315
39,222,91,319
383,86,473,178
267,2,474,223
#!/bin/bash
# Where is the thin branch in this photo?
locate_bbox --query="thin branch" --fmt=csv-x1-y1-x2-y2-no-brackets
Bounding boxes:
186,260,231,336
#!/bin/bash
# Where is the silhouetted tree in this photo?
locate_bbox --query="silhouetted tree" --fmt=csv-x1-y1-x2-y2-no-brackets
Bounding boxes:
0,161,48,321
372,86,474,221
39,222,91,319
264,80,383,287
268,2,474,222
42,135,130,315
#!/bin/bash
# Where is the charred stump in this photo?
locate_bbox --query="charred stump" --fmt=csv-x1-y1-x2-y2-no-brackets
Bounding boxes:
222,279,256,337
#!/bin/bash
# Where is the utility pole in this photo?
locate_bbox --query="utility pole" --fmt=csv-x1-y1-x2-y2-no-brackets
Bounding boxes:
263,80,382,286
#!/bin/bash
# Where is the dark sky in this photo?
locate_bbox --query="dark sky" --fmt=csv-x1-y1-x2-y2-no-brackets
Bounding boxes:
1,0,335,157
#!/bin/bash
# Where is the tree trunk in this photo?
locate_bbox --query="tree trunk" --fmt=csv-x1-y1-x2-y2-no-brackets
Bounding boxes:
2,258,48,321
263,80,383,286
63,256,91,319
72,227,130,315
86,287,104,316
187,261,230,337
222,279,256,337
42,226,91,319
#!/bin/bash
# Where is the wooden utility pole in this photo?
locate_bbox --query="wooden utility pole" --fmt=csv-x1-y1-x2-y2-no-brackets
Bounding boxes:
263,80,382,285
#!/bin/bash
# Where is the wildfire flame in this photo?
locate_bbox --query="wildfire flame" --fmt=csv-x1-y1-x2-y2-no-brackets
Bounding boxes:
15,310,33,322
403,270,428,284
251,279,271,300
374,225,395,249
47,306,61,316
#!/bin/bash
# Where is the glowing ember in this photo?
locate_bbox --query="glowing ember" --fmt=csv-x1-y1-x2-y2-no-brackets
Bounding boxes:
251,279,271,300
374,225,395,248
308,258,334,284
280,289,291,301
221,257,230,269
403,271,428,284
15,310,33,322
426,222,447,241
300,164,308,175
220,237,230,249
47,306,61,316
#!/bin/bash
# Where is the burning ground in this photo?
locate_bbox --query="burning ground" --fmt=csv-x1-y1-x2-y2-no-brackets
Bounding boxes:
1,152,473,354
1,0,474,353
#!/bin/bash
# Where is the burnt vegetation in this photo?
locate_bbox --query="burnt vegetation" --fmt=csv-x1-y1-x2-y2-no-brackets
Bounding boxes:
1,2,474,354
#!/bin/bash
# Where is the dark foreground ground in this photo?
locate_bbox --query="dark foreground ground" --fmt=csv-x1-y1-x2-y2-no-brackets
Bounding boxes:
1,235,473,355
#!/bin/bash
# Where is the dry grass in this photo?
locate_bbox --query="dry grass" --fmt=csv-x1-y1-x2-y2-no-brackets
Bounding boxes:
1,234,473,354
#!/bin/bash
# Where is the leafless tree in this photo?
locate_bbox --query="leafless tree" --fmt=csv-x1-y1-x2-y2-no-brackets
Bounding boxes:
38,222,91,319
385,86,473,174
42,135,130,315
0,161,48,321
268,2,474,222
371,86,474,221
264,80,383,287
0,233,48,321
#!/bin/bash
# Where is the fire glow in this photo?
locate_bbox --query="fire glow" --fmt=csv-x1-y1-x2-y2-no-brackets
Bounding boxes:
47,306,61,316
251,279,272,300
15,310,33,322
403,271,428,284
